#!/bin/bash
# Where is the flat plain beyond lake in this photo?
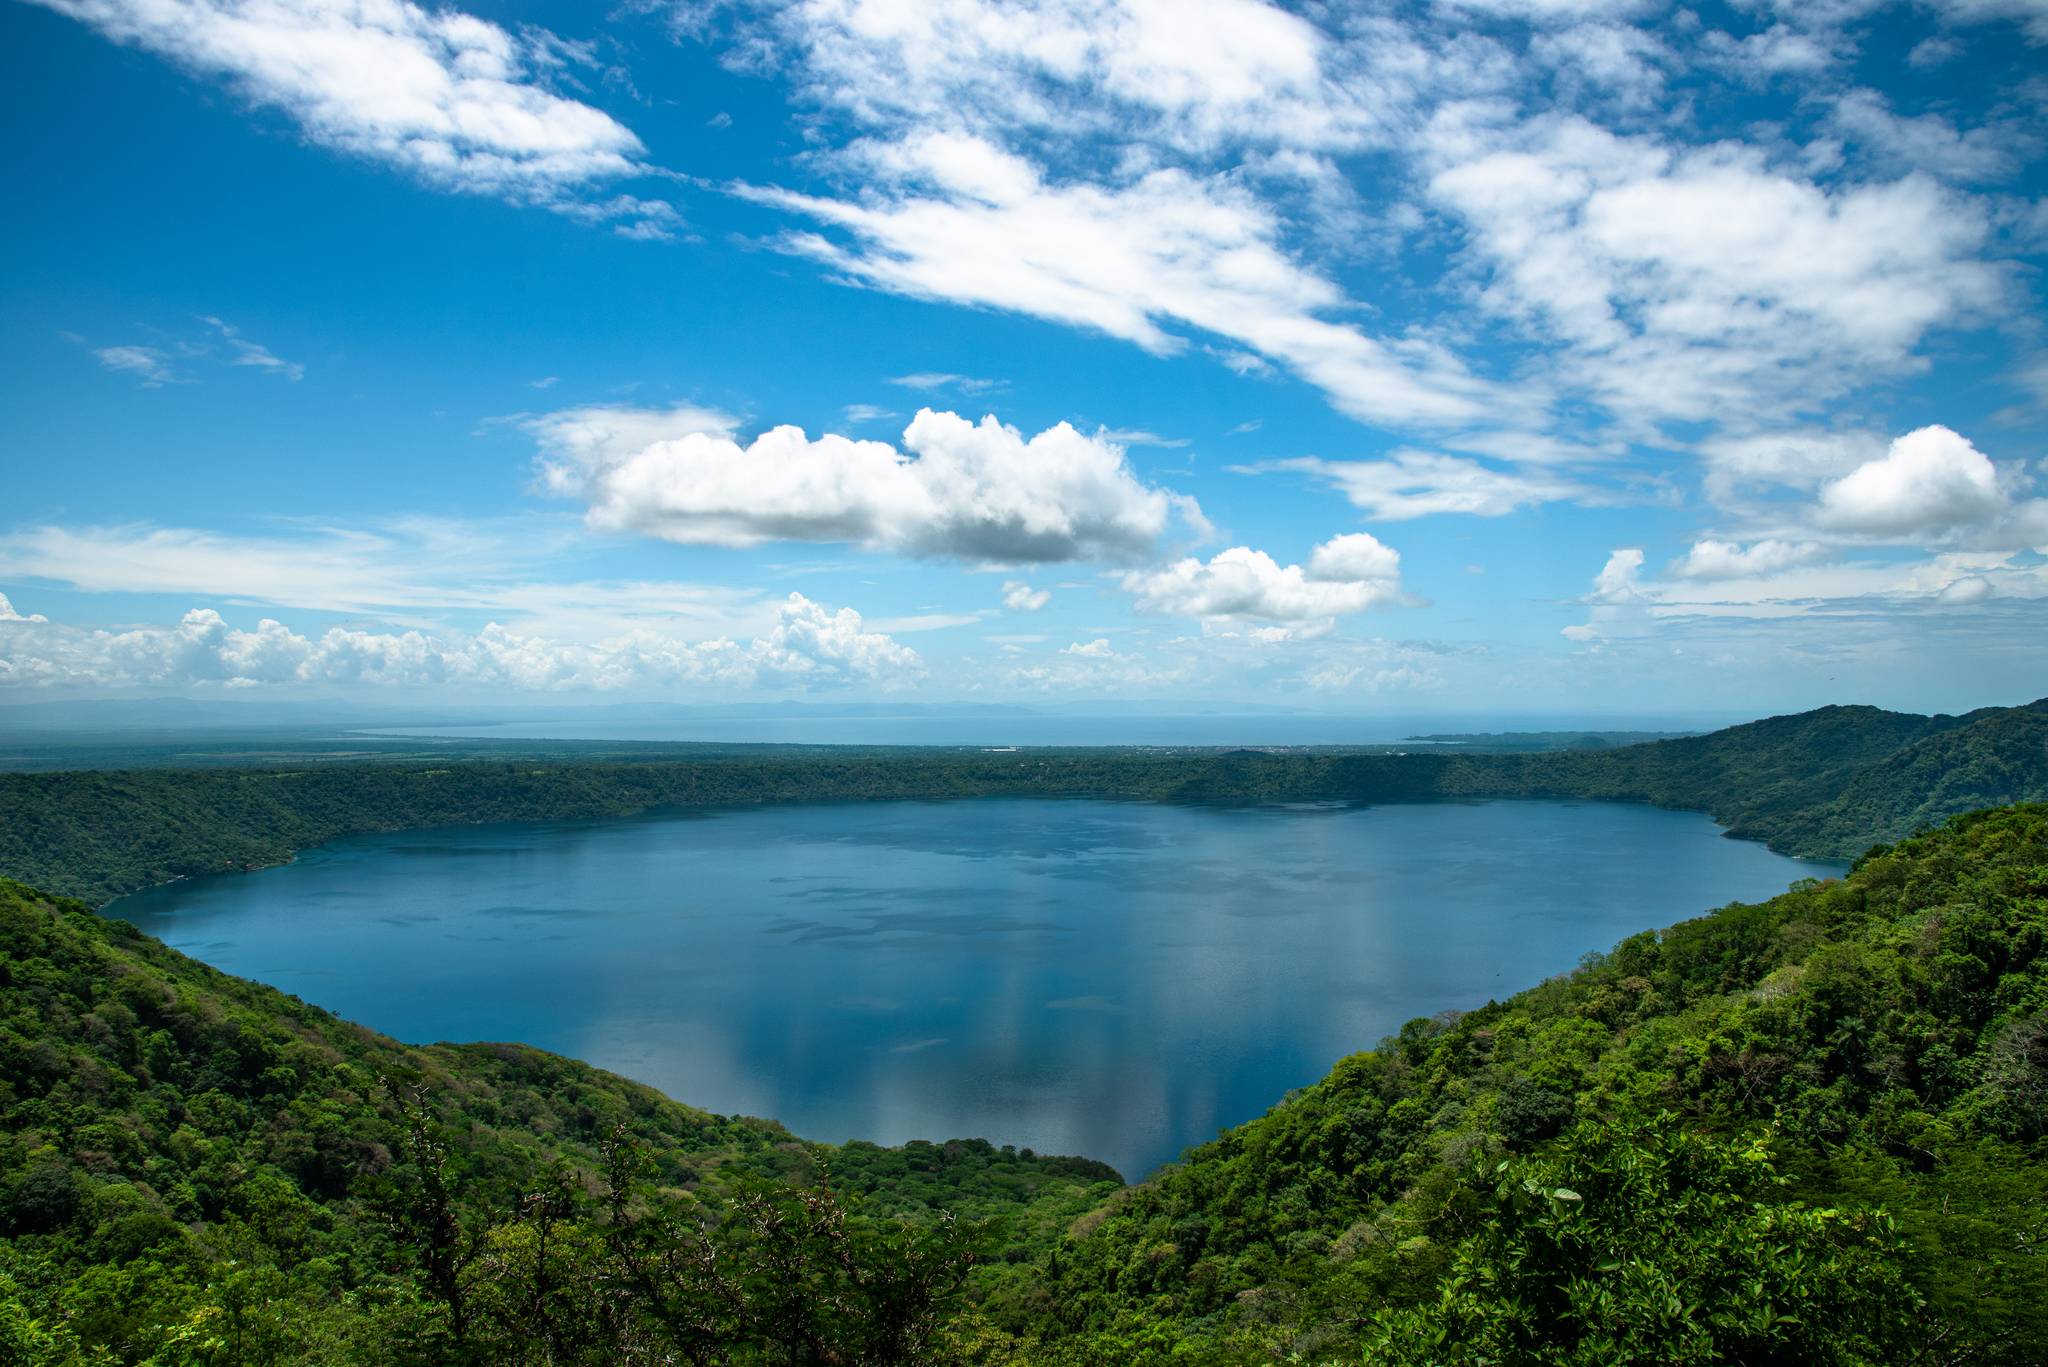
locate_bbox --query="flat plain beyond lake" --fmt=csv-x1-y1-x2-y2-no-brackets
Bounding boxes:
108,798,1841,1178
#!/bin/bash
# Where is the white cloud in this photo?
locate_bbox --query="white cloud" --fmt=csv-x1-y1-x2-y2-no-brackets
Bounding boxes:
200,316,305,380
1589,546,1644,602
1122,532,1403,625
92,345,179,386
743,133,1513,429
1527,22,1672,105
1670,538,1826,580
1697,429,1884,501
1424,114,2006,424
1815,424,2011,537
83,318,306,386
1926,0,2048,43
842,403,896,424
1248,451,1585,519
0,593,48,624
886,371,1004,393
535,403,1205,562
1937,574,1993,605
1435,0,1657,19
36,0,673,232
1561,546,1646,641
0,593,920,693
1828,90,2024,183
1001,580,1050,611
1095,428,1189,449
1000,635,1190,692
745,0,1410,157
1697,23,1842,80
0,520,771,640
1906,35,1962,66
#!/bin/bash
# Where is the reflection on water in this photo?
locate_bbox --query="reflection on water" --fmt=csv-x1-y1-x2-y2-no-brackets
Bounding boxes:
106,799,1840,1179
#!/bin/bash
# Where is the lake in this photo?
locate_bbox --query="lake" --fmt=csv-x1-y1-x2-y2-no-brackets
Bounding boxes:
106,798,1841,1179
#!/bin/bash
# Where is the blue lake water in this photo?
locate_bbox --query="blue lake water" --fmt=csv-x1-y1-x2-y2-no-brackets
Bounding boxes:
106,798,1841,1179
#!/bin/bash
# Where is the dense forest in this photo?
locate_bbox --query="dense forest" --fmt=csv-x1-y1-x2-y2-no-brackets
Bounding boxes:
3,796,2045,1361
2,700,2045,1361
0,874,1120,1363
982,802,2048,1363
3,697,2045,906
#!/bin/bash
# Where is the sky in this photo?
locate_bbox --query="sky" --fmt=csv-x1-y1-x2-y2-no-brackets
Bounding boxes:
2,0,2046,718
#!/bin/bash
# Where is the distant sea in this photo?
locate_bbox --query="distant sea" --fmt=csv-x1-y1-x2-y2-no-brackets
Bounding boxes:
362,711,1713,749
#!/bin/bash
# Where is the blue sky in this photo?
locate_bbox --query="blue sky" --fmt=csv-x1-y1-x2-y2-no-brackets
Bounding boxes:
2,0,2046,716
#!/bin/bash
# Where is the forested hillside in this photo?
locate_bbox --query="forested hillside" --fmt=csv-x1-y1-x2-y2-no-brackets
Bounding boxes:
971,803,2048,1363
3,697,2046,904
5,801,2045,1361
0,876,1118,1363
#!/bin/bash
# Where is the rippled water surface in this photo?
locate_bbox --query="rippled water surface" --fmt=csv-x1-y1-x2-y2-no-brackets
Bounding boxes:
109,798,1840,1177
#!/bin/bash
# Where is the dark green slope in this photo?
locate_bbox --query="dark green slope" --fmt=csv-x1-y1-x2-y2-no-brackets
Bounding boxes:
0,878,1117,1363
1474,701,1966,843
1777,708,2048,856
975,805,2048,1364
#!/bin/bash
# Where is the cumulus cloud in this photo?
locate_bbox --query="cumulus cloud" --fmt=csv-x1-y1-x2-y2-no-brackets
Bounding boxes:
1561,546,1646,641
1938,574,1994,605
1246,451,1585,519
1122,532,1403,625
535,404,1205,562
1589,547,1644,601
683,0,2030,490
1669,539,1826,580
1815,425,2015,538
35,0,674,233
0,594,920,693
0,593,48,624
1001,580,1050,611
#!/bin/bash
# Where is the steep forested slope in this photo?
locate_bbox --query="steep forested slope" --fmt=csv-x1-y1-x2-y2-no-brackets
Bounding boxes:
1778,708,2048,855
970,804,2048,1364
0,878,1117,1363
4,696,2047,905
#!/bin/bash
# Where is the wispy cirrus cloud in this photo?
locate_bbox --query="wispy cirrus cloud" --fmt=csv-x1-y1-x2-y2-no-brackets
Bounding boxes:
741,132,1520,431
74,316,303,386
0,518,772,641
33,0,677,236
90,344,182,387
1239,451,1588,520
